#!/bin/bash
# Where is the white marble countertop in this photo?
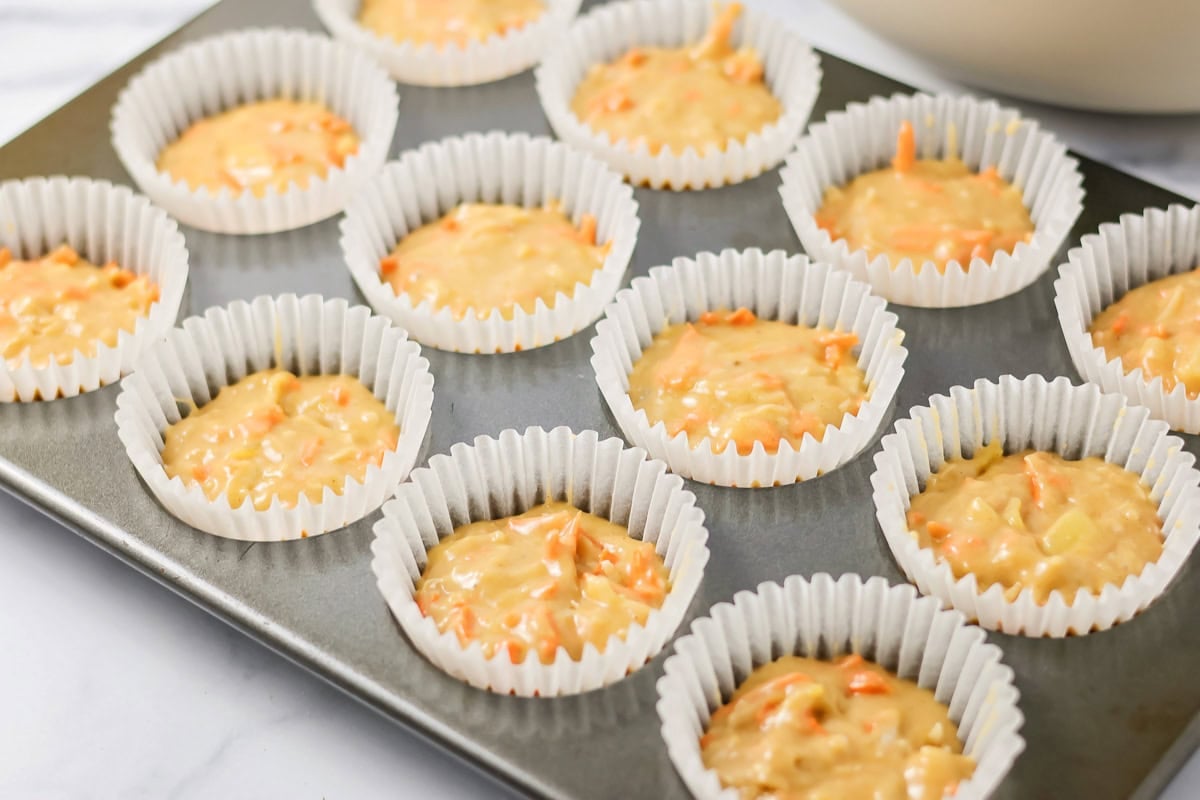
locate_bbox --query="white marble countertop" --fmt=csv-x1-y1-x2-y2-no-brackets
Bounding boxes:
1,1,1198,798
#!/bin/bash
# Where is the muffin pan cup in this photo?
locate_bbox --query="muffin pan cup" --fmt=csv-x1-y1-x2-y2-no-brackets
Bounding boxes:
780,92,1085,307
656,573,1024,800
870,374,1200,637
339,131,640,353
1055,204,1200,432
590,248,907,487
371,425,710,696
0,176,189,403
313,0,582,87
113,294,435,541
535,0,822,190
110,28,398,235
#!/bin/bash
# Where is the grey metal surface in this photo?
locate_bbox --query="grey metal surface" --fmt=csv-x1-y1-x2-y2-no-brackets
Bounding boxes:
0,1,1197,798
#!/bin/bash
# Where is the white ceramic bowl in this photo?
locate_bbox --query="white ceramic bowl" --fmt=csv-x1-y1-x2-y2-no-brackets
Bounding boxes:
824,0,1200,113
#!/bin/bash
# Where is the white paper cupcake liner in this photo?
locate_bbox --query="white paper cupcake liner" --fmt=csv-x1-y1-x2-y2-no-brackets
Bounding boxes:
656,573,1024,800
1055,204,1200,432
870,374,1200,637
0,176,188,403
371,426,711,696
113,294,434,541
534,0,821,190
780,92,1085,307
590,248,907,487
110,28,399,235
313,0,581,87
340,131,640,353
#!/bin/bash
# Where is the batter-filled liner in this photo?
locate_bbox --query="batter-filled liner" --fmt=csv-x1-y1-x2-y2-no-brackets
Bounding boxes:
371,426,710,696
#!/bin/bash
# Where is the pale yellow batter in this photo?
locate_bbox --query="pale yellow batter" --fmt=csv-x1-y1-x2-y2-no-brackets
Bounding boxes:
380,202,610,321
702,654,975,800
156,99,360,198
627,308,867,456
817,121,1034,272
1090,269,1200,398
907,441,1163,604
358,0,545,48
570,3,781,156
162,369,400,513
0,244,159,369
415,501,669,664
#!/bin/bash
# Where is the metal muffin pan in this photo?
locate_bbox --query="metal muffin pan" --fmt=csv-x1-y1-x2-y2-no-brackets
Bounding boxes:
0,1,1196,798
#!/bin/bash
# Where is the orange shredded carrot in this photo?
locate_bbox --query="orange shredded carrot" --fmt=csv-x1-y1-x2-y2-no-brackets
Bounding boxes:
589,89,634,116
416,590,440,616
906,509,926,527
576,213,599,245
847,670,891,695
957,229,996,246
655,324,709,388
1110,312,1130,335
751,371,786,390
888,223,939,252
723,55,763,84
926,520,951,540
1024,453,1067,507
110,269,137,288
218,168,242,191
801,711,826,735
733,418,782,455
728,307,756,325
49,244,79,265
331,384,350,406
976,166,1001,182
699,731,715,749
813,213,838,234
891,120,916,173
453,604,477,642
62,285,90,301
754,699,781,726
440,216,460,233
379,255,399,276
242,405,285,437
299,438,323,467
505,639,525,664
819,331,858,370
691,2,741,60
787,410,821,440
536,607,561,663
191,464,209,481
1142,324,1169,339
544,530,561,561
713,671,811,724
621,48,647,68
530,580,559,600
836,653,864,670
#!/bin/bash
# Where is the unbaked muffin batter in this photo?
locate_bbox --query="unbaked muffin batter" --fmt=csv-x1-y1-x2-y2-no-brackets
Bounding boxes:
358,0,545,48
627,308,866,455
702,654,975,800
415,501,669,664
1090,269,1200,397
157,99,360,197
0,244,158,368
907,441,1163,604
380,202,609,320
570,3,781,155
817,121,1034,271
162,369,400,512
